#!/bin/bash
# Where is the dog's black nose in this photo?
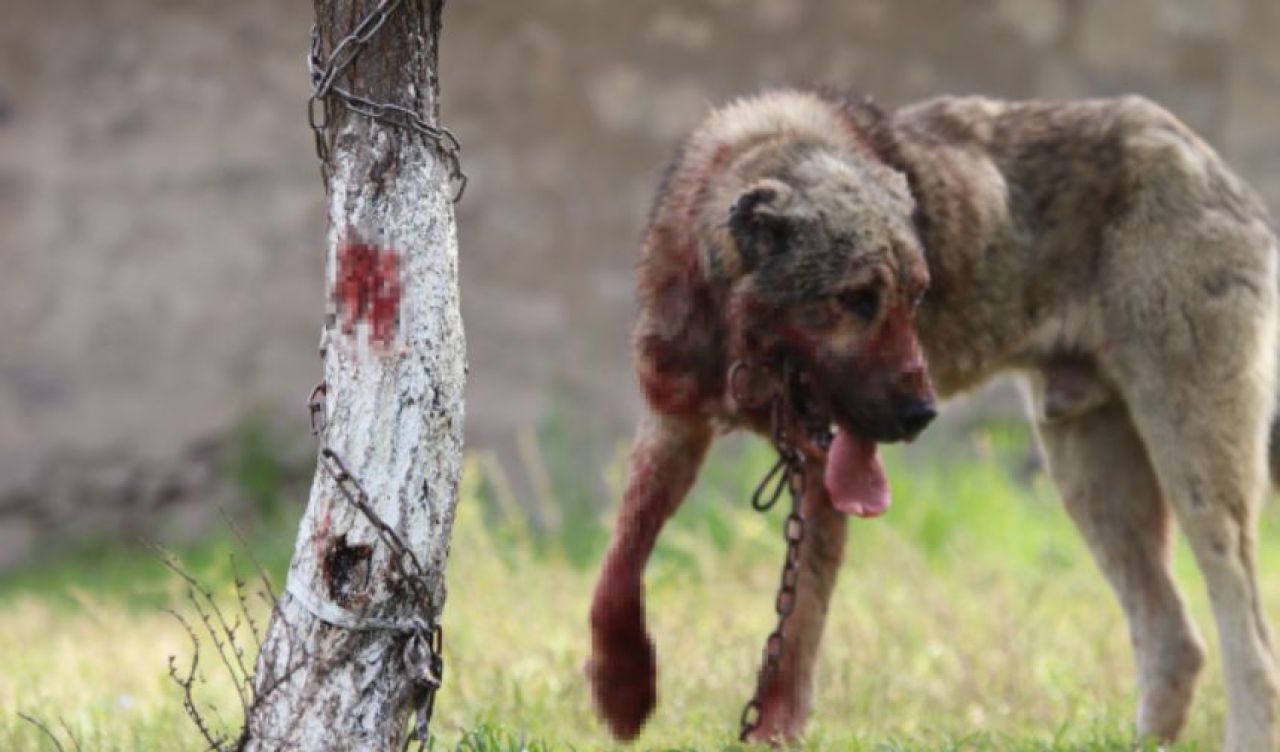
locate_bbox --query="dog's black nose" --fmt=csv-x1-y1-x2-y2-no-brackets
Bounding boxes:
898,399,937,438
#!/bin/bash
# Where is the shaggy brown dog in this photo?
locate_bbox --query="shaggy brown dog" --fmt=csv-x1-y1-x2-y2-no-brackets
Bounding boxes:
587,88,1280,751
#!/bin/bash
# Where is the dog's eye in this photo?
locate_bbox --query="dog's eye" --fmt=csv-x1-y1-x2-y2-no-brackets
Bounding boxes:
795,302,836,330
839,288,879,322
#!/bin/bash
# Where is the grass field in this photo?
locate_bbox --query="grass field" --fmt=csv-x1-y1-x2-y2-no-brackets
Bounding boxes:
4,421,1280,750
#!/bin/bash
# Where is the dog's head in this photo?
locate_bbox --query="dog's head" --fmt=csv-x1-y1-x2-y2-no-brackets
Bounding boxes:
723,151,936,515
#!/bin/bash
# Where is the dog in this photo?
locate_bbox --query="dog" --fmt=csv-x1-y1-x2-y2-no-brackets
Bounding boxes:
586,88,1280,750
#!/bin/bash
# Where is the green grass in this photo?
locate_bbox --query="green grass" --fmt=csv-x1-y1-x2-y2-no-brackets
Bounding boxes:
5,421,1278,750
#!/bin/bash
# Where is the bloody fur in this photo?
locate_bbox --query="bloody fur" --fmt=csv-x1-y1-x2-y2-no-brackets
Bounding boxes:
589,85,1280,751
591,88,936,743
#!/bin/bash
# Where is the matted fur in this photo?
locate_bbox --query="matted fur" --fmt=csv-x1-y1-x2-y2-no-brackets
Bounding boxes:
588,88,1280,750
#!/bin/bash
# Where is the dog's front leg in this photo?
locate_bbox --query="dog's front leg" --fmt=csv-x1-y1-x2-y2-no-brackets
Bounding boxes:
587,411,712,740
747,458,848,744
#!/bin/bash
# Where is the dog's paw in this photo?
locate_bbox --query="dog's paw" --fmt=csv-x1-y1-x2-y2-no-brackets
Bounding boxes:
745,713,804,747
585,627,657,741
744,683,807,746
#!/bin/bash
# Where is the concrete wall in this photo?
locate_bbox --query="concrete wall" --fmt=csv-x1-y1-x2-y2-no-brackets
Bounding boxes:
2,0,1277,565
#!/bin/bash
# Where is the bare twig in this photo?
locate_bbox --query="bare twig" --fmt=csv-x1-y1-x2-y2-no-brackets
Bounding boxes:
165,609,231,751
231,556,264,652
188,585,251,715
220,508,279,608
155,548,254,713
153,516,317,750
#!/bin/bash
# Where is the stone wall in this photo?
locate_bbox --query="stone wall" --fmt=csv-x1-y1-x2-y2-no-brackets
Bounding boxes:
1,0,1277,566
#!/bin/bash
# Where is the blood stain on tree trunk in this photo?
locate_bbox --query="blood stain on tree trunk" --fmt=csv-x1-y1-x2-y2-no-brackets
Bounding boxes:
334,238,403,348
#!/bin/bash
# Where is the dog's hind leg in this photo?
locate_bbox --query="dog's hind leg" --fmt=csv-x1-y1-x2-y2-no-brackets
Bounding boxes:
587,411,712,740
1101,223,1280,751
746,459,848,744
1031,395,1205,741
1117,369,1279,751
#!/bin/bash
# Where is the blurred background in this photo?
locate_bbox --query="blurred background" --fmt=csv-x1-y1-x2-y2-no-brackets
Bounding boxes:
2,0,1279,568
6,3,1280,749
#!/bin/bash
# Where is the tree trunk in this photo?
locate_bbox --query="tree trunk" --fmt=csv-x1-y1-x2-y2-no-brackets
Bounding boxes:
240,1,464,749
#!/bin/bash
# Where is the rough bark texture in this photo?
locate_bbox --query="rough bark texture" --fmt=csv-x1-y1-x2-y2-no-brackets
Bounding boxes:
240,1,464,749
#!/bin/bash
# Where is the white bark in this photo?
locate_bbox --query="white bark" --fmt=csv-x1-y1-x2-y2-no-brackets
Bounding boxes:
240,2,463,749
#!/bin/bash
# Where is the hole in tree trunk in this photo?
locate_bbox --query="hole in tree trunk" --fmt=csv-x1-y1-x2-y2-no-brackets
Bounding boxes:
323,535,373,609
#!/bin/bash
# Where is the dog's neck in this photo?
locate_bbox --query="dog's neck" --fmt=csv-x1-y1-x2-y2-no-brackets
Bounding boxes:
861,99,1042,395
862,104,1013,308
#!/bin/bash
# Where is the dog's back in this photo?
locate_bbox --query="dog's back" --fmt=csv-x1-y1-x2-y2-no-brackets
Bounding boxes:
886,95,1280,470
872,95,1274,392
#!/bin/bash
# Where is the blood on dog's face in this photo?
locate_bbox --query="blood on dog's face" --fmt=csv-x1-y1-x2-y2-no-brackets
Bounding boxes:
727,154,937,445
780,265,933,443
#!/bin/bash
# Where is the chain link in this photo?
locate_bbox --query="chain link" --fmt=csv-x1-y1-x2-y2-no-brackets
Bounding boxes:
308,382,443,747
307,0,467,201
737,360,809,742
403,617,444,747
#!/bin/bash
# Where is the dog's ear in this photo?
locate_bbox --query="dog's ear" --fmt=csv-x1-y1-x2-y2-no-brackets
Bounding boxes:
728,178,799,274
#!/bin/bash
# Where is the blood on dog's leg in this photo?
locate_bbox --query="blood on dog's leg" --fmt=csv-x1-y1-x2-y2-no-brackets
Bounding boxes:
587,411,711,740
1033,398,1204,741
748,459,848,743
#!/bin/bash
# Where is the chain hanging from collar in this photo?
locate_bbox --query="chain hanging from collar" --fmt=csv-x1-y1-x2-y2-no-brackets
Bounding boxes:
730,360,809,742
306,0,467,201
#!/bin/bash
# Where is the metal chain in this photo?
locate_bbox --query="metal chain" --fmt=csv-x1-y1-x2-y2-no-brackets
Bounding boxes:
736,362,809,742
307,382,444,748
307,0,467,201
402,615,444,748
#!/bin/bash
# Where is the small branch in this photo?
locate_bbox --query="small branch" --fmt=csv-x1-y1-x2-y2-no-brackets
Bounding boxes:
220,508,279,608
189,585,252,715
165,609,231,751
231,556,264,653
155,548,253,714
155,513,311,750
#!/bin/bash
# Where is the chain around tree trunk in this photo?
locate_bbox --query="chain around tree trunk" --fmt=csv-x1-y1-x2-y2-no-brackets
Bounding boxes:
301,5,457,737
306,0,467,201
736,362,809,742
308,382,444,748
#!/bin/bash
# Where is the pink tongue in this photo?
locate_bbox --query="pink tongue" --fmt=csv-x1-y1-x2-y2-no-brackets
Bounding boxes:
824,427,890,518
